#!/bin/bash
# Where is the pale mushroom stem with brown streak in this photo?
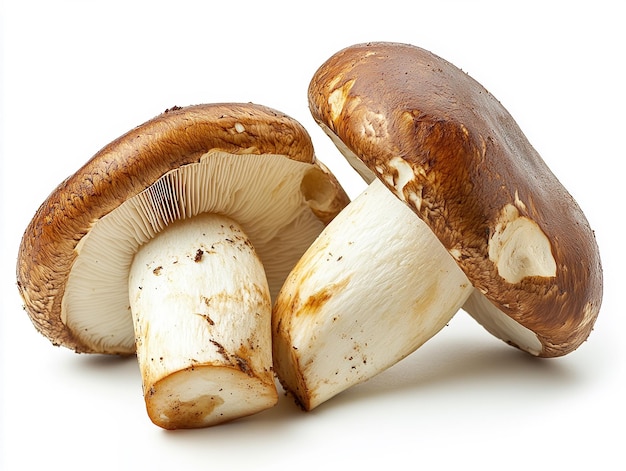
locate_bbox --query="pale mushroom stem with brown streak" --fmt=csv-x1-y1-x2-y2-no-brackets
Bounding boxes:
273,178,473,410
129,214,274,428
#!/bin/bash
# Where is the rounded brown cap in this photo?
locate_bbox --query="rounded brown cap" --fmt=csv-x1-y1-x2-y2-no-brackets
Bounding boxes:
17,103,349,353
308,42,602,357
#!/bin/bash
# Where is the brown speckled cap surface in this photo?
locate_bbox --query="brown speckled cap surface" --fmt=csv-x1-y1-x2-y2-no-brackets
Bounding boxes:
309,42,602,357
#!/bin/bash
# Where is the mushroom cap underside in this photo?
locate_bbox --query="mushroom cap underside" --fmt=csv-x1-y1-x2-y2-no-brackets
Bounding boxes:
17,103,349,353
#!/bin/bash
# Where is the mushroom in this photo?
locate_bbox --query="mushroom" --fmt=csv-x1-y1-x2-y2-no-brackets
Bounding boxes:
272,42,603,410
16,103,349,428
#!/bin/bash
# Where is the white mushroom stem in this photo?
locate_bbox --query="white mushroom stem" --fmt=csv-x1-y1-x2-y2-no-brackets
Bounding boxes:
272,179,474,410
129,213,277,429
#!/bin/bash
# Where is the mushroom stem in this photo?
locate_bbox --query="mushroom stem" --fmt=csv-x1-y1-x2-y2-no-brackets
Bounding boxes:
129,213,277,429
272,179,474,410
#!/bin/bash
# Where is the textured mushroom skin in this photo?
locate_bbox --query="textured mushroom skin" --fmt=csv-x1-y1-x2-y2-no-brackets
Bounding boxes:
17,103,349,353
309,42,602,357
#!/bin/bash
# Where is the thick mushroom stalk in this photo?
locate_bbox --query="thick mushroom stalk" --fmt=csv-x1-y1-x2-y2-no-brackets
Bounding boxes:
273,179,473,410
129,214,275,429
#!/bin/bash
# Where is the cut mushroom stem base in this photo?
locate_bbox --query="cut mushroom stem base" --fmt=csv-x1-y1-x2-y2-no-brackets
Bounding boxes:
272,179,474,410
129,213,277,429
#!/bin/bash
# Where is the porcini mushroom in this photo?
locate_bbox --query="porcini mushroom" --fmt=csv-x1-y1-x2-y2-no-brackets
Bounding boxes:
16,103,349,428
272,42,602,410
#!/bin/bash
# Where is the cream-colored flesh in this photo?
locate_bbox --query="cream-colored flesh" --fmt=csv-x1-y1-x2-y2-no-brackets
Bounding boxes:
129,213,277,429
488,203,556,284
273,179,473,410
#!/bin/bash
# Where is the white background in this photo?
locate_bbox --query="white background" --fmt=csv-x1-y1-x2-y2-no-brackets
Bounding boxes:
2,1,624,469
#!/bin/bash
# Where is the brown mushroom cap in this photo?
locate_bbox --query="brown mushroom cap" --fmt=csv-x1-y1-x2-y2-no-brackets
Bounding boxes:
308,42,602,357
17,103,349,353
